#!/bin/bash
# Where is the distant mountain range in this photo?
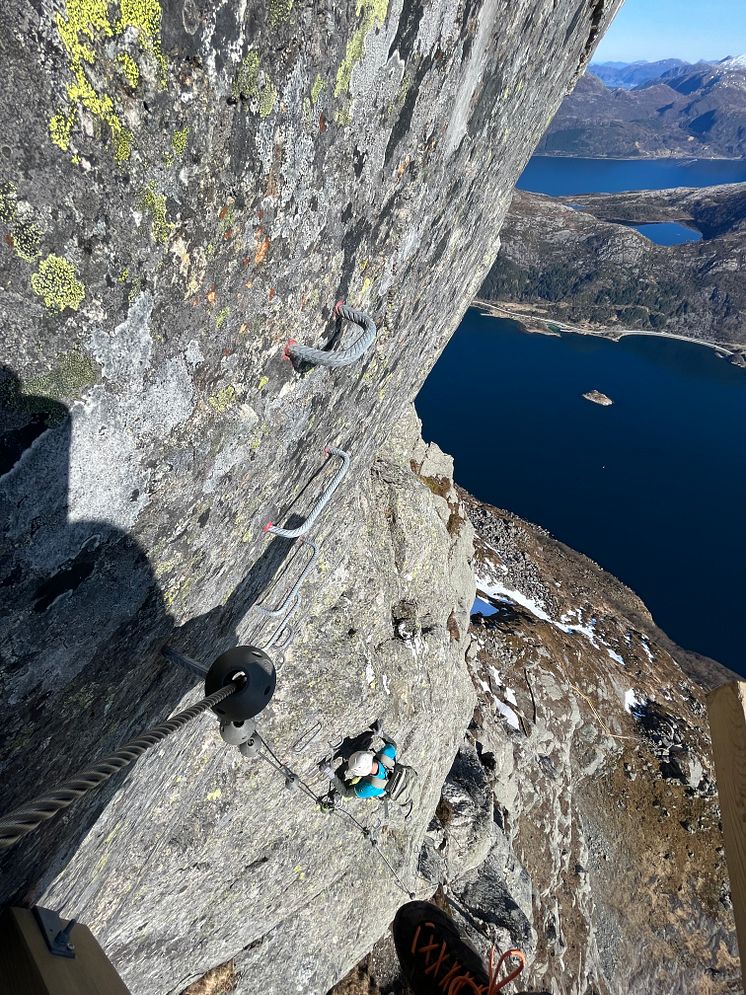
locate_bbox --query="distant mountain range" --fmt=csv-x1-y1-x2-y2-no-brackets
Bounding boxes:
538,56,746,158
592,59,689,89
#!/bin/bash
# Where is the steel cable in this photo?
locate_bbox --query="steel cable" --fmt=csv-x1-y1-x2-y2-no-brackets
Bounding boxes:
286,304,376,368
0,682,239,849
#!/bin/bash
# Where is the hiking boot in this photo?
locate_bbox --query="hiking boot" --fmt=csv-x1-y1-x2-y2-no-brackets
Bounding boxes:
393,901,490,995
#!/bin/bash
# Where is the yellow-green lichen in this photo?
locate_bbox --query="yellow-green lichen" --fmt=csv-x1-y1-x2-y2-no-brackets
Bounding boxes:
25,349,97,400
334,0,389,97
215,306,229,329
258,81,277,119
114,125,133,162
0,182,17,223
233,51,260,100
171,127,188,156
269,0,293,25
31,254,85,312
117,0,167,82
164,574,193,609
310,74,326,106
208,384,237,414
117,51,140,88
11,221,43,262
117,265,129,283
257,375,269,391
141,185,172,243
232,51,277,117
49,0,166,162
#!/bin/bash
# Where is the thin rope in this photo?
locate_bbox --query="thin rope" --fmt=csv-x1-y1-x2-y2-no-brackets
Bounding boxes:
286,304,376,368
254,736,414,898
0,682,239,849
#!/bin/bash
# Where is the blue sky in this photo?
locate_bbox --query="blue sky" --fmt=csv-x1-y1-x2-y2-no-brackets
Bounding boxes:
594,0,746,63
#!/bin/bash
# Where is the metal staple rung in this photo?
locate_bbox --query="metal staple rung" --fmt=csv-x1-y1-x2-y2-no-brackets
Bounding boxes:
264,446,349,540
286,303,376,369
261,594,301,650
274,626,293,651
255,539,319,619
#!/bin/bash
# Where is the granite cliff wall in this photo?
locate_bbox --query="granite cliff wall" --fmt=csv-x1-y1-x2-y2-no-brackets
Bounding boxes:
0,0,622,991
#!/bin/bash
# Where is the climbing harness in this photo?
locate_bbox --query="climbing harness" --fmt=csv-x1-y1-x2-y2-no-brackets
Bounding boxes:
284,302,377,368
212,723,417,899
263,446,350,539
0,646,276,849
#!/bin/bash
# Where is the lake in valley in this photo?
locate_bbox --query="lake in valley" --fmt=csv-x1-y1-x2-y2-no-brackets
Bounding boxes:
418,156,746,674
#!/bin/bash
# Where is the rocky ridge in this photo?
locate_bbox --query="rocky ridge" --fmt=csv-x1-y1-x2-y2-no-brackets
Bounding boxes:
537,67,746,158
0,0,623,941
479,185,746,351
334,483,741,995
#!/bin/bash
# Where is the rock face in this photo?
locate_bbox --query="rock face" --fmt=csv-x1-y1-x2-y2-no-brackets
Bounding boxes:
1,0,622,912
42,408,477,994
335,490,741,995
0,0,627,989
480,185,746,350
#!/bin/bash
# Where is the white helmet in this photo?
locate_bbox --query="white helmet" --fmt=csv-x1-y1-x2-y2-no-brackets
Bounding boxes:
347,750,375,778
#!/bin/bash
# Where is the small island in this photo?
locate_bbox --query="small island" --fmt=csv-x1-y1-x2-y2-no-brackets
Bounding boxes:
583,390,613,406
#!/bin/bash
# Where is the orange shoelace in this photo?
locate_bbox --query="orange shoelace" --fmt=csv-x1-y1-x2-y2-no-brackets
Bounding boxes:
410,922,526,995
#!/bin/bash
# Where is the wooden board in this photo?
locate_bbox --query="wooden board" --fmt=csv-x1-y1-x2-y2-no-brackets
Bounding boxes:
708,681,746,965
0,907,131,995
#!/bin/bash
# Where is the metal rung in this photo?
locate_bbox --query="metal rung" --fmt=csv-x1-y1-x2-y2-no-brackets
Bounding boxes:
255,539,318,619
263,446,349,540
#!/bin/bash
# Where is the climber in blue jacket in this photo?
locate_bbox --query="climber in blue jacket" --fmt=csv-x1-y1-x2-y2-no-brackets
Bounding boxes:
320,721,398,799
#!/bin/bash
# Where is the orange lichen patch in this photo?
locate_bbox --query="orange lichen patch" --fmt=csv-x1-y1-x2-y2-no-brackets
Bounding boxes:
255,234,270,265
219,205,230,221
223,228,235,240
268,287,276,301
206,285,217,304
319,113,327,132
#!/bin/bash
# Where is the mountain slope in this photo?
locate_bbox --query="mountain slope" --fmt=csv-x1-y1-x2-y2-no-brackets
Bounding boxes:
591,59,689,89
479,185,746,351
332,482,741,995
538,65,746,157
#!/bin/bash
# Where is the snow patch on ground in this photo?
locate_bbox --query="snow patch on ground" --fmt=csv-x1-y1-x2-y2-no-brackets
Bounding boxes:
496,699,521,731
477,573,626,667
624,689,645,714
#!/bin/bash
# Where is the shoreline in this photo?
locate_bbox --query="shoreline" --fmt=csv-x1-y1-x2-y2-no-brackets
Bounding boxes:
529,153,746,163
473,299,744,362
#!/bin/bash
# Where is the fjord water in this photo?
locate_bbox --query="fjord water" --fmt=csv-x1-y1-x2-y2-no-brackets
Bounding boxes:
416,312,746,675
632,222,702,245
518,156,746,195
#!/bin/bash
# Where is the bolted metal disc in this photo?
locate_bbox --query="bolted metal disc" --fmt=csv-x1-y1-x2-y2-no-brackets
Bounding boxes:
205,646,276,721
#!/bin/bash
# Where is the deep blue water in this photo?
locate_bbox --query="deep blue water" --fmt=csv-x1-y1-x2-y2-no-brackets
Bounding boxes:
416,312,746,675
518,156,746,195
631,222,703,246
